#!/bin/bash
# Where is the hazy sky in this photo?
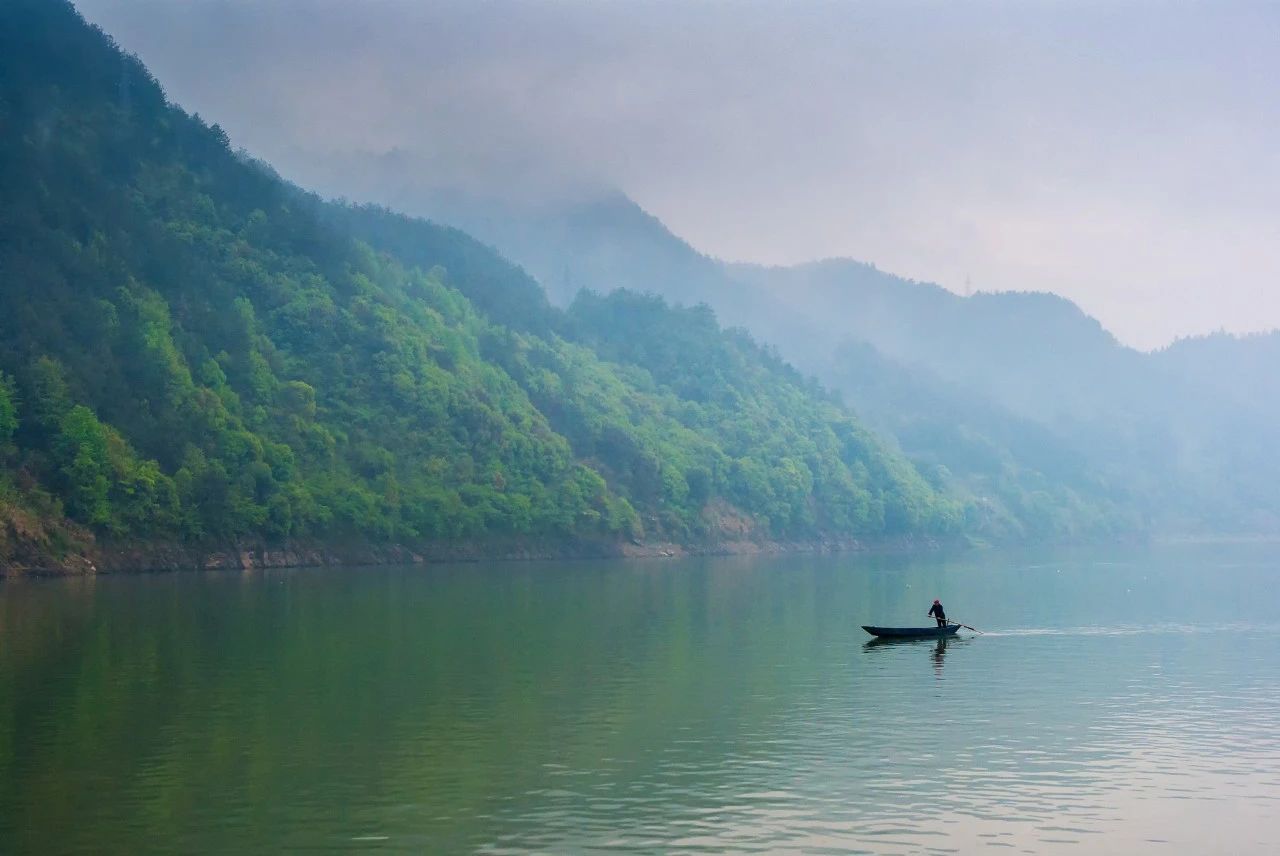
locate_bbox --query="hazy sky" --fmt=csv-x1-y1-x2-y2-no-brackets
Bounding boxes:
75,0,1280,349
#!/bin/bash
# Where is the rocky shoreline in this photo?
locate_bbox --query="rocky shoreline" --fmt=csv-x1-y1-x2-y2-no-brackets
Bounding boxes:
1,532,950,576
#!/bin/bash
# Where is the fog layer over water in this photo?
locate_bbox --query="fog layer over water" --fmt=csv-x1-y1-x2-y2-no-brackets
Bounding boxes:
3,545,1279,853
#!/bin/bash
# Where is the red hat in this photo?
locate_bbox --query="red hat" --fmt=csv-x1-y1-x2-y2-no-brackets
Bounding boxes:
933,599,940,603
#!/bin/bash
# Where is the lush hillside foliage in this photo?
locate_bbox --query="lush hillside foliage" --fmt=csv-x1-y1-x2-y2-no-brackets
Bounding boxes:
400,183,1279,536
558,291,960,537
378,190,1151,538
0,0,964,564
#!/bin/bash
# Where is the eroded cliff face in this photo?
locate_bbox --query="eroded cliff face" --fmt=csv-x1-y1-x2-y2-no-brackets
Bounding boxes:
0,504,95,574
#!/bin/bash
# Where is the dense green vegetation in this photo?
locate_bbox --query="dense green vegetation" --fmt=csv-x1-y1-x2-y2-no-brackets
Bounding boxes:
403,182,1279,537
0,0,965,565
557,291,959,537
390,189,1152,540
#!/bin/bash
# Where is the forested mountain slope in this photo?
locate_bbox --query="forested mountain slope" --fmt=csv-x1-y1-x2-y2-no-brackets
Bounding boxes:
728,261,1143,421
0,0,965,569
397,189,730,310
394,183,1278,535
1153,332,1280,422
328,197,1134,541
373,189,1146,539
730,261,1280,533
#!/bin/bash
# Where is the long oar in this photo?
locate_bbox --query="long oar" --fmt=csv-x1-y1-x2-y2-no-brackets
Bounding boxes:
926,615,985,634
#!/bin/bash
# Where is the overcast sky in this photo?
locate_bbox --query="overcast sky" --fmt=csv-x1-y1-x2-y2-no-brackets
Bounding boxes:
75,0,1280,350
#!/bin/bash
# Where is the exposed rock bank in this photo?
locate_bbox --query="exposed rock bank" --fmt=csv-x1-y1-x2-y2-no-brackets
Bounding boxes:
2,531,944,576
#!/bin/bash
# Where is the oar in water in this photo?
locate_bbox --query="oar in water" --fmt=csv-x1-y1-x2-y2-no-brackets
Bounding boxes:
925,615,984,634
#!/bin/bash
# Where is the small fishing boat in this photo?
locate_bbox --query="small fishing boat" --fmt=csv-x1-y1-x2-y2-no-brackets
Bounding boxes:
862,624,960,639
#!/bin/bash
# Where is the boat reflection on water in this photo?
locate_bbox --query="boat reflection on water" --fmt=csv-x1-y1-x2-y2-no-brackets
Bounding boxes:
863,635,971,677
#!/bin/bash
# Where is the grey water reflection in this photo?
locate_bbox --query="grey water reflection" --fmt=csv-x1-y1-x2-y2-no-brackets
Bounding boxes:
2,543,1279,853
864,635,965,680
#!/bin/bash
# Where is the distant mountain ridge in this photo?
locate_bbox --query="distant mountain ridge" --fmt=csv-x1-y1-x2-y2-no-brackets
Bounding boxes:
382,185,1278,535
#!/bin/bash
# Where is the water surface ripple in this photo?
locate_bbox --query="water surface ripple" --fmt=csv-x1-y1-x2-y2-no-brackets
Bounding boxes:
2,544,1278,853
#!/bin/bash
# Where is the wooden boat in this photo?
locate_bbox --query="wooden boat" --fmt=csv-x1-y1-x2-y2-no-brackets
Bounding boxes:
861,624,960,639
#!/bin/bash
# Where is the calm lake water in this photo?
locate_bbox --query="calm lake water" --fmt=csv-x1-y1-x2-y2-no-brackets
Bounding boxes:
2,544,1279,854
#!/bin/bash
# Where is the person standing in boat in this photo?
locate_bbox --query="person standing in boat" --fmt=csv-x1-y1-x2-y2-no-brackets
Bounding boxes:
928,599,947,628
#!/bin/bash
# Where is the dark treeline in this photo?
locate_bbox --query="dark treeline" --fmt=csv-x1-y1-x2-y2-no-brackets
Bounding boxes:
0,0,973,566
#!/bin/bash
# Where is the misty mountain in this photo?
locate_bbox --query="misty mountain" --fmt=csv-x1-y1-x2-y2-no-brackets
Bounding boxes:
0,0,980,568
415,190,726,306
389,186,1278,535
729,261,1144,421
731,257,1280,533
1153,332,1280,421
